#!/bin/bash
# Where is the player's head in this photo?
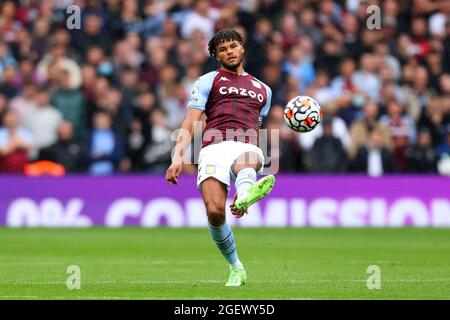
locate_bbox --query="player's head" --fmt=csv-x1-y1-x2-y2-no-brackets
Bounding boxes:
208,29,245,71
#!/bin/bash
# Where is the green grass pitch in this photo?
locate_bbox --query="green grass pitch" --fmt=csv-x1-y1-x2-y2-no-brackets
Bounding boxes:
0,228,449,299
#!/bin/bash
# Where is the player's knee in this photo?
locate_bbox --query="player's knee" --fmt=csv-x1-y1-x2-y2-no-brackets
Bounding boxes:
206,201,225,216
205,200,226,226
232,152,262,174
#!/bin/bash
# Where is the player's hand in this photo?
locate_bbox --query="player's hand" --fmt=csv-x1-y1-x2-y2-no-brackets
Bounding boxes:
165,162,182,185
230,193,247,218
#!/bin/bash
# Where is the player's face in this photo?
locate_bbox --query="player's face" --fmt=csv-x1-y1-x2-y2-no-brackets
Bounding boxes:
215,40,245,70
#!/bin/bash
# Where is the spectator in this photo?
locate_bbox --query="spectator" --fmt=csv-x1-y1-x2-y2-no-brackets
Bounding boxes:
308,69,336,113
121,0,143,35
426,49,444,90
31,17,51,61
36,42,82,89
180,64,202,101
14,58,43,88
283,42,315,93
298,113,351,152
104,0,124,41
0,65,19,99
180,0,220,40
134,90,156,141
349,100,393,160
22,86,62,159
417,95,447,147
428,4,450,38
410,16,430,62
87,111,122,175
157,65,185,129
279,13,300,50
39,121,86,173
315,38,344,79
50,68,87,141
378,79,405,115
402,66,435,122
9,82,37,120
140,0,173,39
261,63,288,106
244,18,273,79
317,0,343,26
310,117,347,173
123,117,148,172
298,7,323,47
328,56,362,123
73,13,112,57
351,127,397,176
379,100,416,171
118,66,139,124
374,41,401,82
352,53,381,104
406,128,437,173
80,63,97,103
0,40,17,80
0,1,21,44
141,108,173,173
0,109,33,173
10,27,35,62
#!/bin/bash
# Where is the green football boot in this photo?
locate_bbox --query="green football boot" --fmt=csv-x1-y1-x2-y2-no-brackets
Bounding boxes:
235,175,276,211
225,267,247,287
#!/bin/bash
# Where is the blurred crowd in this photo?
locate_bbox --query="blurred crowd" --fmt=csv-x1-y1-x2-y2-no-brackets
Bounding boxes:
0,0,449,176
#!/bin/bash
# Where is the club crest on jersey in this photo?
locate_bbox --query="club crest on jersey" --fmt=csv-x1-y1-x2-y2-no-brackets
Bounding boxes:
251,79,261,89
205,165,216,175
219,86,264,103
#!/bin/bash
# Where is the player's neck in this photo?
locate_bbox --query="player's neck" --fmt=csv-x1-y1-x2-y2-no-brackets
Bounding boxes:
221,65,245,76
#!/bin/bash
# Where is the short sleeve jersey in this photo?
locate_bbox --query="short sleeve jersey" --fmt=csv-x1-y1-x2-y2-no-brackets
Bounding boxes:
186,68,272,147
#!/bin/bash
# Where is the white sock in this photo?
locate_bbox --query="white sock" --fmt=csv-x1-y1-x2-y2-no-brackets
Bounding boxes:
235,167,257,198
231,260,244,269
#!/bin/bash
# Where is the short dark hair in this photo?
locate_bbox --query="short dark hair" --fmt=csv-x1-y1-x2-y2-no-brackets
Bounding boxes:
208,29,244,57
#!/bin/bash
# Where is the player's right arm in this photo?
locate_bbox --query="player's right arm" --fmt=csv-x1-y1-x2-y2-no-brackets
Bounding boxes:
165,71,217,185
165,108,203,185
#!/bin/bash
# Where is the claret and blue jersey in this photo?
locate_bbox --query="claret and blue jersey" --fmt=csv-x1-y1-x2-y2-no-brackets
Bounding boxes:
187,68,272,147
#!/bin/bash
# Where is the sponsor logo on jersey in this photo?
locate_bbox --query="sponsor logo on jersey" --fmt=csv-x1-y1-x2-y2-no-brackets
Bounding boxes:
251,79,262,89
219,76,230,82
219,86,264,103
205,165,216,175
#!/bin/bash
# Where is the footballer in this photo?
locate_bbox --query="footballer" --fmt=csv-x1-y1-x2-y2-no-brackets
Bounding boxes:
165,29,275,286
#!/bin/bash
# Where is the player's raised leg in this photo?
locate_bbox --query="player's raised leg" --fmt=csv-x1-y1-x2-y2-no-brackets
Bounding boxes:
231,151,275,215
200,177,247,286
